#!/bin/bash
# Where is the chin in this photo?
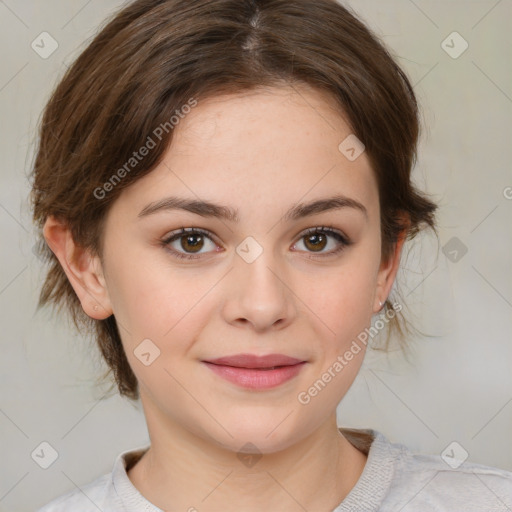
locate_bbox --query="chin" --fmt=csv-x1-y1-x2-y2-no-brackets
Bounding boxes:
199,413,307,456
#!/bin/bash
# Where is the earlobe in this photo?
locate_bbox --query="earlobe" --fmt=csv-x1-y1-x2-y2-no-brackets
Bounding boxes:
373,217,410,314
42,216,113,320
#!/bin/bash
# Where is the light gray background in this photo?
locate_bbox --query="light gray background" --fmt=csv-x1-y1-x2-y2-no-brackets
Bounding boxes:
0,1,511,510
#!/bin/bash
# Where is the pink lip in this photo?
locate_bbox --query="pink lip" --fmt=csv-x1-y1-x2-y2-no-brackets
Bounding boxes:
202,353,306,390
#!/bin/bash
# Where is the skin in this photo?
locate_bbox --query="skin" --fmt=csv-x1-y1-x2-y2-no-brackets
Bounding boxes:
44,83,408,512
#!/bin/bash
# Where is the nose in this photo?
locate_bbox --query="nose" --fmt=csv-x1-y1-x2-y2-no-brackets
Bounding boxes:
221,246,297,333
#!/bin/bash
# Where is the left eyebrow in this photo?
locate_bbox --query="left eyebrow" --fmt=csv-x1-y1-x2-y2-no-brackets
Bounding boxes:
283,195,368,222
137,194,368,222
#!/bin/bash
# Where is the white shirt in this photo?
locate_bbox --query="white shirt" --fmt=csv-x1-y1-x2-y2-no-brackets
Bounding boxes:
36,428,512,511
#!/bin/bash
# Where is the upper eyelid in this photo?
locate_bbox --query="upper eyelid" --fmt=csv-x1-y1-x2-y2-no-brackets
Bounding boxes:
164,227,219,244
300,225,349,239
164,226,349,247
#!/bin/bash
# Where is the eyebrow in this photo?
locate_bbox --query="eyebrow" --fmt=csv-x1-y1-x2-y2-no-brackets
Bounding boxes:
138,194,368,222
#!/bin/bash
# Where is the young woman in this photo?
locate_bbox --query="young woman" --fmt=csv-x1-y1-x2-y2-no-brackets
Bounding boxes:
31,0,512,510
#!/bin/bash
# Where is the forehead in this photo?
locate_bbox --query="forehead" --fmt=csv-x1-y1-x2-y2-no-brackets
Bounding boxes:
174,84,352,156
115,84,379,223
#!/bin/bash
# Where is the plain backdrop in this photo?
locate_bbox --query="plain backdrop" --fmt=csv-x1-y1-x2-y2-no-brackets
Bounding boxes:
0,1,511,510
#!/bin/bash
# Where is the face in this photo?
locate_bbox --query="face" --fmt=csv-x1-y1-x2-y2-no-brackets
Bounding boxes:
47,84,403,454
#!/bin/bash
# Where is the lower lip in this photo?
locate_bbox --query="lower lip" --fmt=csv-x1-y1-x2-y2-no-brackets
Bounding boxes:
203,362,306,389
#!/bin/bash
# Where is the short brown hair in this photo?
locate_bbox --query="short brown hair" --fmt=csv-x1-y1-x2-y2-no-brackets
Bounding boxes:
29,0,438,402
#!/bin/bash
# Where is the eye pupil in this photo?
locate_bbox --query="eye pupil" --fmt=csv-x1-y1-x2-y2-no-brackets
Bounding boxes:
305,233,327,252
182,234,203,252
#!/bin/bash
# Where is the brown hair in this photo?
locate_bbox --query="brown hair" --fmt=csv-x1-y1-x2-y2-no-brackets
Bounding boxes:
29,0,439,402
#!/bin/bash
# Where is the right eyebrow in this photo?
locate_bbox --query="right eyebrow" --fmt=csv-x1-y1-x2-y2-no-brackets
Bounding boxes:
137,194,368,222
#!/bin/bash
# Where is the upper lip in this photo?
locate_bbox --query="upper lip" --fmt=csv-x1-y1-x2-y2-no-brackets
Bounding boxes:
203,354,305,369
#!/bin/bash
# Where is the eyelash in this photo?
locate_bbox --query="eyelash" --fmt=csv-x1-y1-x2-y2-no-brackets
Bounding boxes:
161,226,352,261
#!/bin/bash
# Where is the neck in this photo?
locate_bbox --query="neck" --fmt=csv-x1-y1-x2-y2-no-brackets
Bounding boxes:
128,409,368,512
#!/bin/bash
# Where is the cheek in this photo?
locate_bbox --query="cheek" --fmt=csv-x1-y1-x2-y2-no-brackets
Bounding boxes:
112,270,212,398
107,267,224,400
106,244,208,338
301,254,378,343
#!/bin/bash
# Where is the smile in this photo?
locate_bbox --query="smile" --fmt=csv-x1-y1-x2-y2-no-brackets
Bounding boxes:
202,353,307,390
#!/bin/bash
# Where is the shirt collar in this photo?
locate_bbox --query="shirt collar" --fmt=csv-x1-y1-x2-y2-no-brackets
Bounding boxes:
112,429,395,512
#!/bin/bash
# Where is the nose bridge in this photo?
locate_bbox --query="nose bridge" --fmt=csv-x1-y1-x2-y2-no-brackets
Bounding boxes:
224,235,295,330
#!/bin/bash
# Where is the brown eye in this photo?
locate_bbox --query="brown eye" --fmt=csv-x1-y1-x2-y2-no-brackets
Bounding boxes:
293,227,351,258
303,232,328,252
163,228,218,260
180,233,204,253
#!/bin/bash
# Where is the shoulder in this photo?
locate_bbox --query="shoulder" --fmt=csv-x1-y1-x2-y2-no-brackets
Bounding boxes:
35,472,116,512
35,446,151,512
381,435,512,511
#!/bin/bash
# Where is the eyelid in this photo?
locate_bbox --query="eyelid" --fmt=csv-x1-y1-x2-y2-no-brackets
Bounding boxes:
297,225,350,244
161,225,351,260
162,227,219,244
291,225,352,259
161,227,221,259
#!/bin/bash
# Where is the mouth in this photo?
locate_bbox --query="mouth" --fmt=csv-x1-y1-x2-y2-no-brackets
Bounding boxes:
202,353,307,390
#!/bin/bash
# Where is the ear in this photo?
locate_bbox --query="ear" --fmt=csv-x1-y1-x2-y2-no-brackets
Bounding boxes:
42,215,113,320
373,213,410,314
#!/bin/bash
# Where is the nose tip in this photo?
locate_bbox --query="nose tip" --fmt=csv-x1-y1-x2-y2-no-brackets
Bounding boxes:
225,250,295,332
